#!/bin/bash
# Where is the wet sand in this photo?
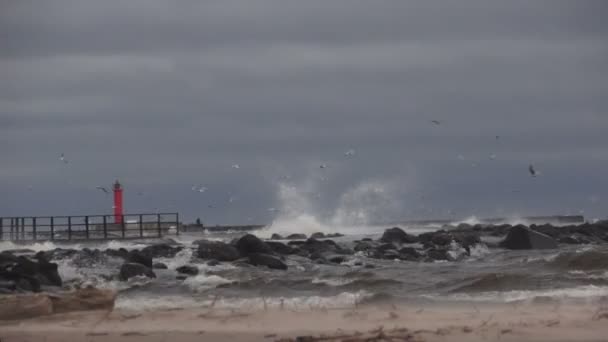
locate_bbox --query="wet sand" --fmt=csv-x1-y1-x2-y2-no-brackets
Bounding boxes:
1,301,607,341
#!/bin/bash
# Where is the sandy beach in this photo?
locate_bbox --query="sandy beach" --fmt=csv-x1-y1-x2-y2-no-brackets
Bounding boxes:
2,301,608,342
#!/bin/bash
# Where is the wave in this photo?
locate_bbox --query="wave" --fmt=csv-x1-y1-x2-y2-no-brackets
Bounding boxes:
447,273,535,293
115,291,372,311
549,250,608,271
426,285,608,303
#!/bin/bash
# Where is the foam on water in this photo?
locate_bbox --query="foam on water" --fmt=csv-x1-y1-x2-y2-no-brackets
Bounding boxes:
115,291,371,312
183,274,233,292
424,285,608,303
0,239,148,253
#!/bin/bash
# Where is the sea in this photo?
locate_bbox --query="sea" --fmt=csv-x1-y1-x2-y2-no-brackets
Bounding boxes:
2,219,607,313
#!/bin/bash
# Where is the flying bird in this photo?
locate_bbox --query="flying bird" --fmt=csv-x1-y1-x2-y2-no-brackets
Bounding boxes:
529,164,539,177
489,154,497,160
320,164,328,169
431,120,441,125
96,186,109,194
344,149,355,157
231,164,240,169
59,153,68,164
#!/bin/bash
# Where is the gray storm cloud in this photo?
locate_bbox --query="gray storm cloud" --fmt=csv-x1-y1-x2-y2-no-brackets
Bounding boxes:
1,0,607,223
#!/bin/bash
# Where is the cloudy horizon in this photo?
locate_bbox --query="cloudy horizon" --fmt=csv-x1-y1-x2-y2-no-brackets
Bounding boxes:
2,1,607,225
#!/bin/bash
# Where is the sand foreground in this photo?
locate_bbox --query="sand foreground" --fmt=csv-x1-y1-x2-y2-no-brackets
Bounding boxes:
1,301,608,341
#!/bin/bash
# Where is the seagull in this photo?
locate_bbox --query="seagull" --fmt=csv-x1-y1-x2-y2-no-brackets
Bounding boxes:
496,135,501,140
344,149,355,157
231,164,240,169
529,164,539,177
96,186,109,194
431,120,441,125
320,164,328,169
489,154,497,160
59,153,68,164
457,154,465,161
192,185,207,193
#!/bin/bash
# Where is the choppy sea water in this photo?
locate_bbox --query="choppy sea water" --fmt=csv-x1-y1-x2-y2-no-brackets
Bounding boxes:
2,224,608,312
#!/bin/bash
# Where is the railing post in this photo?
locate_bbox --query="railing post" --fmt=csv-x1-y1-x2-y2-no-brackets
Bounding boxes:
139,214,143,238
50,217,54,240
103,216,108,239
85,216,89,239
121,215,126,238
21,217,25,240
32,217,37,241
0,217,3,240
176,213,180,236
68,216,72,240
157,214,162,238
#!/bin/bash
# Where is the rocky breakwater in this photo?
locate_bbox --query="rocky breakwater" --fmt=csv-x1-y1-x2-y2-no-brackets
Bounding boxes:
0,250,62,293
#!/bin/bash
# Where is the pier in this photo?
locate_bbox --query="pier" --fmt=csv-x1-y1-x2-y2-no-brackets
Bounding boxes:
0,213,179,242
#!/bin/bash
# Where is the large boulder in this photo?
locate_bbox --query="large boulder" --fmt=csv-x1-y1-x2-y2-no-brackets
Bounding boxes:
380,227,419,244
141,244,183,259
119,263,156,281
247,253,287,270
196,240,240,261
49,288,116,313
2,254,62,289
235,234,273,256
176,265,199,276
286,233,307,240
500,225,558,250
266,241,295,255
127,250,153,268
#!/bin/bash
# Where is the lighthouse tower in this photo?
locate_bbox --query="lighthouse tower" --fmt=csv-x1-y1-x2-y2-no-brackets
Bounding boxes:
113,180,124,224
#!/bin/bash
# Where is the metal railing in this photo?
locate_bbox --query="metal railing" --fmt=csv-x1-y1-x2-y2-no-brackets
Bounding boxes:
0,213,179,241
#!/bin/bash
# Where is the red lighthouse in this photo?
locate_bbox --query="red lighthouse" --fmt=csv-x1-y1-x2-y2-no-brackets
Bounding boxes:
113,180,124,224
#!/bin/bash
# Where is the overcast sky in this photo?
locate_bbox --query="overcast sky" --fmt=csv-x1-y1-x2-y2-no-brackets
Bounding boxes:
1,0,607,225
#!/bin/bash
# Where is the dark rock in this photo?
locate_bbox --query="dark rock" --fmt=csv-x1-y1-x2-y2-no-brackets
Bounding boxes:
382,250,401,260
105,248,129,260
141,244,183,259
196,240,240,261
453,233,482,249
206,259,220,266
153,262,168,269
326,255,347,264
300,238,341,255
500,225,558,250
176,275,187,281
376,243,397,252
532,224,560,238
247,253,288,270
354,241,375,252
127,250,153,268
426,249,450,261
270,233,284,240
287,240,306,247
266,241,295,255
119,263,156,281
235,234,274,256
176,265,199,276
399,247,421,260
10,255,62,288
310,232,326,239
361,238,373,242
431,233,453,246
326,233,345,238
380,227,419,244
286,234,307,240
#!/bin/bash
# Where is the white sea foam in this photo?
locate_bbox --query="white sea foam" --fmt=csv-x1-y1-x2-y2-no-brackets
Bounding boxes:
0,239,148,253
115,291,371,311
183,274,233,292
424,285,608,303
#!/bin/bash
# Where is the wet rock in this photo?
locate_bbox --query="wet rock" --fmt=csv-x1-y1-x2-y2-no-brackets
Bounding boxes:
286,234,307,240
206,259,220,266
326,255,347,264
380,227,419,244
299,238,339,255
127,250,153,268
354,241,375,252
531,224,560,239
195,240,240,261
399,247,421,260
176,275,187,280
141,244,183,259
310,232,326,239
4,255,62,289
266,241,295,255
39,248,78,261
235,234,274,256
247,253,287,270
426,249,451,261
105,248,129,260
153,262,168,269
176,265,199,276
326,233,345,238
500,225,558,250
382,250,401,260
270,233,284,240
119,263,156,281
72,249,107,268
453,232,482,250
